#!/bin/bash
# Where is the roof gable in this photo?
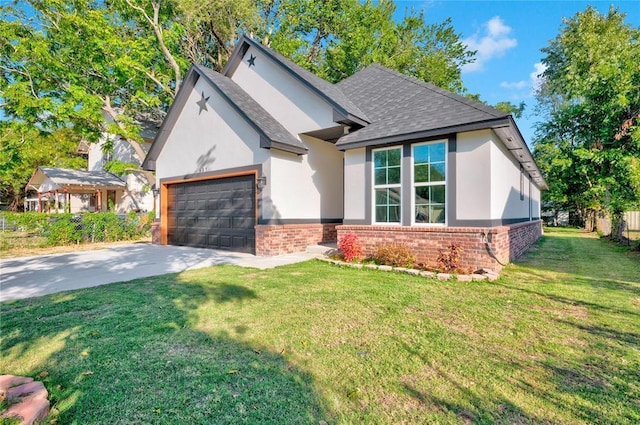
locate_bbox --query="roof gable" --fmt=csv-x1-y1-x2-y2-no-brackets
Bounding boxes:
143,65,306,171
223,36,369,126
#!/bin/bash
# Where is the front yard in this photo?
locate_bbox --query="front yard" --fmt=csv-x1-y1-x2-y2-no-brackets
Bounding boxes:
1,229,639,424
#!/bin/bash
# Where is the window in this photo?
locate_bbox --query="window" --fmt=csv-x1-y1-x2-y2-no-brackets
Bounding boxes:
373,147,402,223
413,141,446,224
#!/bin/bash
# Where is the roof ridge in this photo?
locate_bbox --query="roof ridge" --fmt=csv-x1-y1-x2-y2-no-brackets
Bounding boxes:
364,64,507,119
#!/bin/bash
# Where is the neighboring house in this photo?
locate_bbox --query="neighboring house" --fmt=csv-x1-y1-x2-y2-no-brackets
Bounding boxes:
26,118,157,213
143,35,547,271
25,167,126,213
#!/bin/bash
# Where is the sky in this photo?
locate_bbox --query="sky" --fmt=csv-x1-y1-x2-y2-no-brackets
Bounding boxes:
394,0,640,146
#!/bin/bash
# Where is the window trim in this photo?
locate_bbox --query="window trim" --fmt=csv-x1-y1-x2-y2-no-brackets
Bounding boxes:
372,146,402,225
411,140,448,226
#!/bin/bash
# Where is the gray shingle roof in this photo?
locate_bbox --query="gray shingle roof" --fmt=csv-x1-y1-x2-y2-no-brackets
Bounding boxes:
336,64,509,148
38,167,125,187
195,65,306,154
225,36,369,125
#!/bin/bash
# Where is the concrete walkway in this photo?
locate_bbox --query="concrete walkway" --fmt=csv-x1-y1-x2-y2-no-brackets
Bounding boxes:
0,243,325,302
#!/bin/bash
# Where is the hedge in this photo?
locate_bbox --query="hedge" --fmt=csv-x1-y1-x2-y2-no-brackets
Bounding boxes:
0,211,154,246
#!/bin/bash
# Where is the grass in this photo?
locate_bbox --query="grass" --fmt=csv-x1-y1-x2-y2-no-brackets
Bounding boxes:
1,229,639,424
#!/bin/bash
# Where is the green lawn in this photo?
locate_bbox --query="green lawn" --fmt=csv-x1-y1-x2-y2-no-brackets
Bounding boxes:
1,229,639,424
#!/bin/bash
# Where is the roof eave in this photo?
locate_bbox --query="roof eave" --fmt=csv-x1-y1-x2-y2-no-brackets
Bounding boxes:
335,117,511,150
493,116,548,191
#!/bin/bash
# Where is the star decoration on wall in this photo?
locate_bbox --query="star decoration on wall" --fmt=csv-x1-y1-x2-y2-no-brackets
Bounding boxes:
247,54,256,68
196,91,210,115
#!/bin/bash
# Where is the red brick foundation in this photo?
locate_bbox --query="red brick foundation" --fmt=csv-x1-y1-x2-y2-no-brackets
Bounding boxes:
337,220,542,272
151,222,161,244
255,223,338,256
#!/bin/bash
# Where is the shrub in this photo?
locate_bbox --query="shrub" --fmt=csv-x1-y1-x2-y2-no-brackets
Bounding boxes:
338,233,364,262
374,244,416,268
436,244,464,273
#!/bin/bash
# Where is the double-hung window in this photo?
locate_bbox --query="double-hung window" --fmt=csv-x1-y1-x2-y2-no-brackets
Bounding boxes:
373,147,402,223
413,141,446,224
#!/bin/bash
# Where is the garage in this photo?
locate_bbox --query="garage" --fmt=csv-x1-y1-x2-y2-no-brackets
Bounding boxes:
166,175,256,253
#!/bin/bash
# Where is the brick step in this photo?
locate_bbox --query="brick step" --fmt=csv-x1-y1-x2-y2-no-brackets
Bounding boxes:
306,243,337,255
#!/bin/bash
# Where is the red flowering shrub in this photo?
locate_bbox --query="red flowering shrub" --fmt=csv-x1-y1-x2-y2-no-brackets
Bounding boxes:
338,233,364,262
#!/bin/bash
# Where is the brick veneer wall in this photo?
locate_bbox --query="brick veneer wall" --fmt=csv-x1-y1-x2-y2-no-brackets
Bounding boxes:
507,220,543,260
255,223,338,256
151,222,161,244
337,220,543,272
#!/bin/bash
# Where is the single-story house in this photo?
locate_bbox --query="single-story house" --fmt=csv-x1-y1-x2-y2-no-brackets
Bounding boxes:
25,167,126,213
142,35,547,271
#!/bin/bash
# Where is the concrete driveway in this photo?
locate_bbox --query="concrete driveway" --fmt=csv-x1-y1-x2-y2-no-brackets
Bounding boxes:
0,243,323,302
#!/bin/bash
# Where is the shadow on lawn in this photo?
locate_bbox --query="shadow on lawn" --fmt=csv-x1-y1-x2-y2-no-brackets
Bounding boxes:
0,274,329,424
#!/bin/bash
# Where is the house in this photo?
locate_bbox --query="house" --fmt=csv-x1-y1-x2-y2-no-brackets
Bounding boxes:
26,118,157,213
142,36,547,270
25,167,126,213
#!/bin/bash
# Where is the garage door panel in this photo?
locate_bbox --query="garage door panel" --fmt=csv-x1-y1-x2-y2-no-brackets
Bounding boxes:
166,175,255,253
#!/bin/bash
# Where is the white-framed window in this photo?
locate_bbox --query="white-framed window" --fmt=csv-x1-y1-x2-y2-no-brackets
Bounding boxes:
373,146,402,224
412,141,446,225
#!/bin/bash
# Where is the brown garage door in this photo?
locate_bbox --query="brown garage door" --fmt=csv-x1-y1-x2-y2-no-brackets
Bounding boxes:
166,175,255,253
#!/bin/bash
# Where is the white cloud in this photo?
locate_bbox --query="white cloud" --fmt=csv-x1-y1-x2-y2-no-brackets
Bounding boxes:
462,16,517,73
500,80,528,90
530,62,547,91
498,62,549,100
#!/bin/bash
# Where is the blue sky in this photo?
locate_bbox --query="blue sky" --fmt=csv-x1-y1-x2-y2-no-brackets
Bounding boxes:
395,0,640,146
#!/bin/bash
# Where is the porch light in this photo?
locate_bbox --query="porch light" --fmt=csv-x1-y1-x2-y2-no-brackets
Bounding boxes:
257,176,267,190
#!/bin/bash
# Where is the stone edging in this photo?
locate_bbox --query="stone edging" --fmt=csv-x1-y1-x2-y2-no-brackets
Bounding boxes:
0,375,50,425
319,258,499,281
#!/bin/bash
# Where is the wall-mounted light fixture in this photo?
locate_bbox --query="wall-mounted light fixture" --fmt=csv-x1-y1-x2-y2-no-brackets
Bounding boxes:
151,185,159,198
257,176,267,190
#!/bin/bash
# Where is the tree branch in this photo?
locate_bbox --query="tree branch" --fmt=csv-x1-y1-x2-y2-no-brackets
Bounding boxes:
125,0,181,95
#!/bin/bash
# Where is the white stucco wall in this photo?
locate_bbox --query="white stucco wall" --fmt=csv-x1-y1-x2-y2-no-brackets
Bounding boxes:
118,174,154,212
490,137,531,220
155,77,269,181
266,136,343,220
343,148,366,221
455,130,492,220
230,46,336,136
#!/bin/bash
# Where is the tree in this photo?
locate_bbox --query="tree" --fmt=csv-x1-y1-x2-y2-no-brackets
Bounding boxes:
265,0,474,92
0,123,85,210
494,101,525,119
533,6,640,233
0,0,183,186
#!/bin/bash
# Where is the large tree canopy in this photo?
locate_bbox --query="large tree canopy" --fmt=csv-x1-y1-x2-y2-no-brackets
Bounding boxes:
1,0,475,209
265,0,473,91
533,6,640,231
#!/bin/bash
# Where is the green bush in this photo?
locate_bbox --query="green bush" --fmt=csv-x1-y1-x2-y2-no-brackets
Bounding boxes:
44,214,84,245
0,212,153,246
1,211,50,232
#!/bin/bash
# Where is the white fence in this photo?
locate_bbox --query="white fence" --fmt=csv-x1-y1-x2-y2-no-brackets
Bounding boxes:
624,211,640,231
